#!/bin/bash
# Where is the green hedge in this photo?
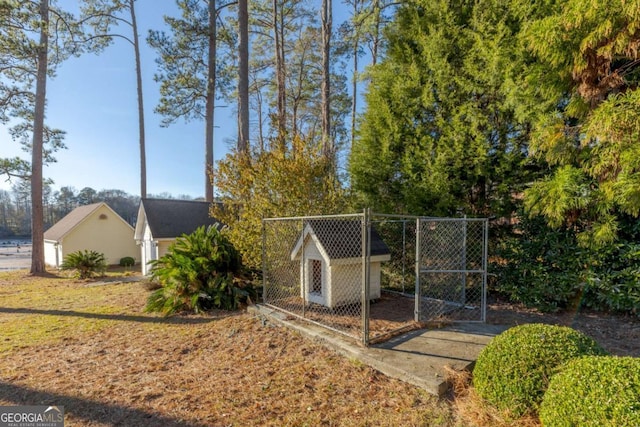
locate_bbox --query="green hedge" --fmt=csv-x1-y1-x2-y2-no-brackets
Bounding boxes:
492,213,640,314
119,256,135,267
472,323,607,417
540,356,640,427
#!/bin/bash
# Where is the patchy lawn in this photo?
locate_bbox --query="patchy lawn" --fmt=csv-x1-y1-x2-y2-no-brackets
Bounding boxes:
1,271,637,427
0,271,456,426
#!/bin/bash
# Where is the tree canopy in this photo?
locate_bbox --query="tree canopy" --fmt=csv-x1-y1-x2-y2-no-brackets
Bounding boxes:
520,0,640,245
350,0,539,217
0,0,117,273
350,0,640,239
213,137,347,268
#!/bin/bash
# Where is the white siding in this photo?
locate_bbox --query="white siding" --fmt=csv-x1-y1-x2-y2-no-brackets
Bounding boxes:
139,217,176,276
44,241,62,267
299,236,326,304
369,262,383,300
140,223,154,275
298,234,384,308
328,263,380,308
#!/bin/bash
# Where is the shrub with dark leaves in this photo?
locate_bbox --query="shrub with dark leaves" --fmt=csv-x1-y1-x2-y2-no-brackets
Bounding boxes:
145,226,255,315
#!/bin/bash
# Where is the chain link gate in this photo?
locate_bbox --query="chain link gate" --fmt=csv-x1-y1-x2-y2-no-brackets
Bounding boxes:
262,212,488,346
416,218,488,323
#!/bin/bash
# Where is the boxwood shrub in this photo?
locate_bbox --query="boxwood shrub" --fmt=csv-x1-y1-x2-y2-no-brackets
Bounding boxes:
540,356,640,427
472,323,607,417
119,256,135,267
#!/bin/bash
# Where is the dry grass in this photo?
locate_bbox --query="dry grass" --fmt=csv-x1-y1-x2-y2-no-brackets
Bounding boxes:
446,367,540,427
0,271,458,426
3,271,633,426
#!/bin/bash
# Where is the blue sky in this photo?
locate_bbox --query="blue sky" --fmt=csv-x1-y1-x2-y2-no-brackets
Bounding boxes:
0,1,248,199
45,0,227,198
1,1,359,199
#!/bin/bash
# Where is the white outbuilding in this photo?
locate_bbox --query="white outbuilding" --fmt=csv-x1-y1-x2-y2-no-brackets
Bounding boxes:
134,198,224,275
44,202,138,268
290,219,391,308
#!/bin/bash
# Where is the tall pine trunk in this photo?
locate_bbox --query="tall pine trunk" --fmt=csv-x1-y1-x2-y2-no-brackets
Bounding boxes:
321,0,332,160
237,0,249,154
205,0,217,202
371,0,381,66
350,0,362,150
30,0,49,274
273,0,286,141
130,0,147,198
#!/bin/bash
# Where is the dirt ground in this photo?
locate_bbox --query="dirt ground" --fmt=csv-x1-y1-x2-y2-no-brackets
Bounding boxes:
485,296,640,357
2,247,635,357
273,292,639,356
371,292,640,357
0,274,456,426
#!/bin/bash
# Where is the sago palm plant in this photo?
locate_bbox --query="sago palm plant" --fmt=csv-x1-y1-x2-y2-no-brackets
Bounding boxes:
145,225,255,315
61,250,107,279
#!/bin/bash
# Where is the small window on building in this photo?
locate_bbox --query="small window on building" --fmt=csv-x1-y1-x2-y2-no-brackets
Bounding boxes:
311,259,322,294
99,214,108,220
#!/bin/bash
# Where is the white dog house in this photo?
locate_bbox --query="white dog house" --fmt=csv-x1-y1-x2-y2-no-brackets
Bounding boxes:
290,220,391,308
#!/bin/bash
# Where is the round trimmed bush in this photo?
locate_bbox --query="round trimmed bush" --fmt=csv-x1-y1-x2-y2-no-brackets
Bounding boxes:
472,323,607,417
119,256,135,267
540,356,640,427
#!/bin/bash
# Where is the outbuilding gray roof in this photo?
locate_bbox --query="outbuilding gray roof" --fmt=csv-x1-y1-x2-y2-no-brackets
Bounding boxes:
294,219,391,260
139,198,223,239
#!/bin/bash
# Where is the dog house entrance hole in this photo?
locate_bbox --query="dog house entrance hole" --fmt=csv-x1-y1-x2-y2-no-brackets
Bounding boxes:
311,259,322,294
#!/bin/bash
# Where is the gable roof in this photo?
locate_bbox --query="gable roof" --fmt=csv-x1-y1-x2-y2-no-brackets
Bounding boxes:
44,203,132,242
137,198,223,239
291,219,391,261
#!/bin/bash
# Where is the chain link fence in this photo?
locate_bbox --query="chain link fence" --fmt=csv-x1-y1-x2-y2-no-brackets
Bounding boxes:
262,213,487,345
417,218,488,322
368,215,418,342
262,214,366,340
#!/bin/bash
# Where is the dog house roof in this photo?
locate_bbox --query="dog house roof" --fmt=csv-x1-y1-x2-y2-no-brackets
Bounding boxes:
291,219,391,260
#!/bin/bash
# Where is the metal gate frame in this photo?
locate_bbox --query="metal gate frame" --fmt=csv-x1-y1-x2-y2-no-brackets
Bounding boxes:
414,216,488,324
262,213,367,342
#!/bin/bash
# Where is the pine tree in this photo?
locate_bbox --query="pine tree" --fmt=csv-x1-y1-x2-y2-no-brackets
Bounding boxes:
237,0,249,153
246,0,350,153
350,0,537,217
0,0,113,273
148,0,236,201
81,0,148,198
520,0,640,244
